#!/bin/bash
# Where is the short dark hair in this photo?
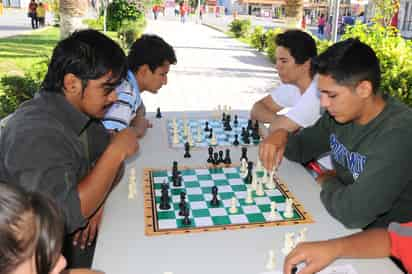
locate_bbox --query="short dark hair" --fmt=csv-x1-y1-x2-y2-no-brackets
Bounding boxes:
128,34,177,73
0,183,64,274
275,29,317,64
311,38,381,93
42,29,127,93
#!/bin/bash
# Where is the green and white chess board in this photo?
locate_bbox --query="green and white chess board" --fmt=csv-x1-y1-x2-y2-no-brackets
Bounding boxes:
143,165,313,236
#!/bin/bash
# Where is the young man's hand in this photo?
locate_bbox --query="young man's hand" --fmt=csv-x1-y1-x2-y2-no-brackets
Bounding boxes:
259,129,289,171
73,206,104,249
284,241,341,274
316,170,337,185
109,128,139,160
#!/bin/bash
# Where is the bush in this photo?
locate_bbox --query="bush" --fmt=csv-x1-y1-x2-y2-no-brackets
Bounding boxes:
106,0,143,31
229,19,251,38
0,59,47,118
342,23,412,106
264,28,283,62
118,19,146,49
83,16,104,30
250,26,266,51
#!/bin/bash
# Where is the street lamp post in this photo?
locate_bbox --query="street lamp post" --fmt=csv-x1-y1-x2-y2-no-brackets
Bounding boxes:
331,0,340,42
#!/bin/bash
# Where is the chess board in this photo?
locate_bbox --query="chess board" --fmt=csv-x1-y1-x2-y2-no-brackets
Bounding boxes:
143,165,313,236
166,118,260,149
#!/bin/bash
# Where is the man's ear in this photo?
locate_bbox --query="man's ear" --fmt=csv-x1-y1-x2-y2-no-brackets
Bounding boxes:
356,80,373,99
63,73,82,97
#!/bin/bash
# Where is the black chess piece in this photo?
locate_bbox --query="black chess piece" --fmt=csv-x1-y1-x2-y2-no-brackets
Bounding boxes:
233,134,239,146
182,206,191,225
246,161,254,184
222,112,226,122
218,150,224,164
208,128,213,139
179,192,186,216
243,129,250,144
173,174,182,187
172,161,179,176
240,147,248,161
252,121,260,141
204,121,210,131
210,186,220,206
156,107,162,118
247,119,253,131
241,127,246,137
213,152,219,165
159,186,170,210
207,146,214,163
224,118,232,131
234,115,238,127
224,149,231,165
184,142,191,158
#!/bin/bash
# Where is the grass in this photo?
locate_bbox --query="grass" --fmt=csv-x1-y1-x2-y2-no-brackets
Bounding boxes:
0,27,119,77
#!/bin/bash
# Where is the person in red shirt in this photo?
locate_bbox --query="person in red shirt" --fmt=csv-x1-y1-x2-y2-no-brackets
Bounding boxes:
28,0,38,29
284,222,412,274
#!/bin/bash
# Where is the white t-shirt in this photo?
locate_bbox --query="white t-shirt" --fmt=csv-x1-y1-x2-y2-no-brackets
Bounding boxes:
270,79,321,128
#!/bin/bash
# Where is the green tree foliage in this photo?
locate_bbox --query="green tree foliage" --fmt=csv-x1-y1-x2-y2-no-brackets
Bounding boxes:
118,19,147,49
107,0,144,31
264,28,283,61
372,0,399,27
250,26,266,51
229,19,251,38
343,23,412,105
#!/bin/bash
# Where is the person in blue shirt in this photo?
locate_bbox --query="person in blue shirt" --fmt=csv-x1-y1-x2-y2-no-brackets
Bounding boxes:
103,34,177,137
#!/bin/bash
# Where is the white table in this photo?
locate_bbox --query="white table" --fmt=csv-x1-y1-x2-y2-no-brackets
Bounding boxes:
93,111,401,274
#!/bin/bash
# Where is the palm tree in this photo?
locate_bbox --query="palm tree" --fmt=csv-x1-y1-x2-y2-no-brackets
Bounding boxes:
59,0,89,39
284,0,303,28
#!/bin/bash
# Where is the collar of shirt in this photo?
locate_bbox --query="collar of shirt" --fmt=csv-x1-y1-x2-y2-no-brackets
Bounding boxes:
127,70,140,94
36,90,90,135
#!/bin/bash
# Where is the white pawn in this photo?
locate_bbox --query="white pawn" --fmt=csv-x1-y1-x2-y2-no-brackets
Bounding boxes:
229,197,238,214
172,130,179,145
269,201,277,219
210,132,217,145
251,170,258,191
256,180,264,196
281,232,295,255
265,250,276,271
284,198,294,218
245,187,253,204
128,183,134,199
197,126,203,142
266,170,276,190
187,129,194,146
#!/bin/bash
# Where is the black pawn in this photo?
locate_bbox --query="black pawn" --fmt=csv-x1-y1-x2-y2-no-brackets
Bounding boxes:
246,161,254,184
182,206,191,225
184,142,191,158
210,186,220,206
179,192,186,216
204,121,210,131
222,112,226,122
233,134,239,146
208,128,213,139
213,152,219,165
240,146,248,161
224,149,231,165
241,127,247,137
207,146,214,163
173,174,182,187
159,185,170,210
247,119,253,131
243,129,250,144
218,150,224,164
234,115,238,127
156,107,162,118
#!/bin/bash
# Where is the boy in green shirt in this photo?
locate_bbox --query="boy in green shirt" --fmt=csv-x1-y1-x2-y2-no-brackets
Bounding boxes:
259,39,412,229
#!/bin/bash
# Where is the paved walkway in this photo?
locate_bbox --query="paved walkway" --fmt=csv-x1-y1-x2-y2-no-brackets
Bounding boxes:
142,18,279,113
0,8,34,38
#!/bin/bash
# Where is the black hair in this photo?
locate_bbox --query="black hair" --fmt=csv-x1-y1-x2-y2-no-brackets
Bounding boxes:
275,29,317,64
128,34,177,73
0,183,64,274
42,29,127,93
311,38,381,93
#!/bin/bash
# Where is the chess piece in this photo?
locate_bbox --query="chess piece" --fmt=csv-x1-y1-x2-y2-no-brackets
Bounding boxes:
239,158,248,178
243,129,250,144
222,112,226,122
234,115,238,127
187,130,194,146
218,150,224,164
256,156,263,172
269,201,277,219
208,128,213,139
240,147,248,161
184,142,191,158
246,161,254,184
207,146,214,163
265,250,276,271
156,107,162,118
182,206,191,225
233,134,239,146
266,170,276,190
172,130,179,145
210,186,220,206
281,232,295,255
213,152,219,166
229,197,238,214
247,119,253,131
178,192,186,216
295,227,308,244
251,172,258,190
284,198,294,218
197,126,202,142
173,174,182,187
223,149,231,165
210,132,217,146
245,187,253,204
204,121,210,131
159,184,170,210
241,127,247,137
256,180,264,196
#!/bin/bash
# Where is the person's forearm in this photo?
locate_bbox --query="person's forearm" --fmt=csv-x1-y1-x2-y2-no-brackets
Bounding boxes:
251,102,278,123
269,115,300,133
77,144,125,218
334,228,391,259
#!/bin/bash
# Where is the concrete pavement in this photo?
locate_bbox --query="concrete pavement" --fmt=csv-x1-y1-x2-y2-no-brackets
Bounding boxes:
0,8,34,38
141,18,279,113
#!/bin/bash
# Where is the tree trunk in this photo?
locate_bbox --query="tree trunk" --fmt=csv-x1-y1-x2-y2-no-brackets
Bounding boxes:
59,0,89,39
284,0,303,28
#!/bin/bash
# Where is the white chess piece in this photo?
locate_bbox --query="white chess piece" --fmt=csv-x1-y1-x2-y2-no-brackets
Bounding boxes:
265,250,276,271
128,183,134,199
245,187,253,204
251,170,258,190
256,156,263,172
269,201,277,219
281,232,295,255
223,104,227,114
228,106,232,115
266,170,276,190
229,197,238,214
187,129,194,146
256,180,264,196
183,123,188,138
284,198,294,218
239,158,248,178
172,130,179,145
197,126,202,142
210,132,217,145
